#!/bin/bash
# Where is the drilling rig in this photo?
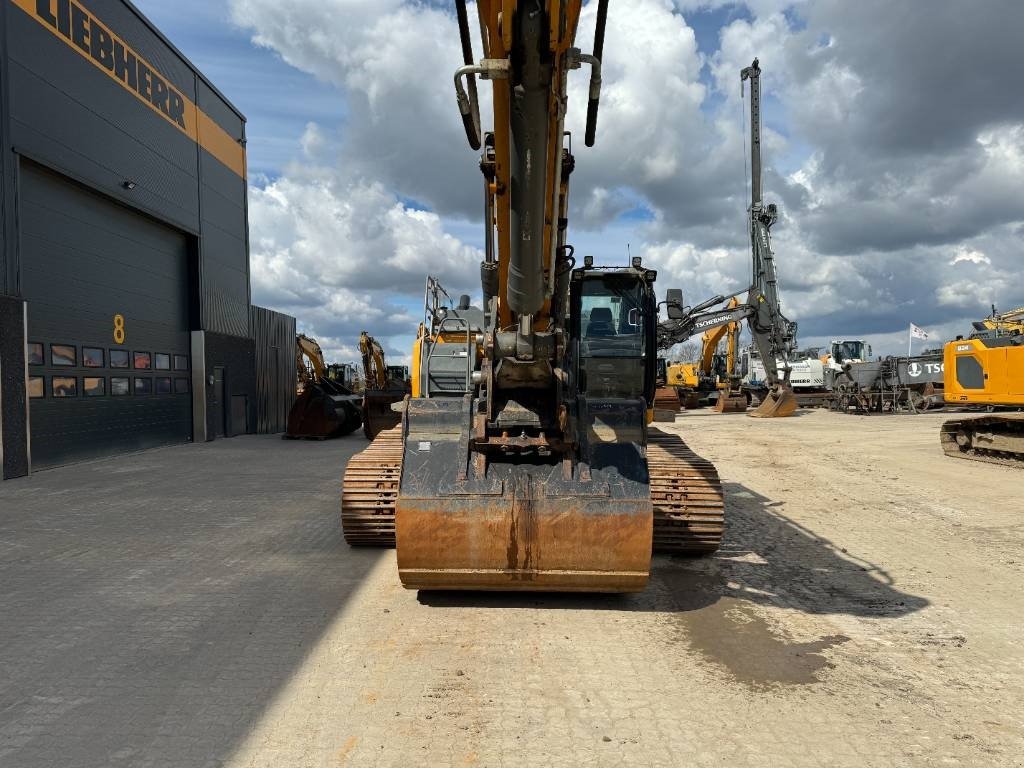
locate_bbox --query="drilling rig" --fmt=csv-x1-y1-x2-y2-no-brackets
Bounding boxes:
340,0,724,591
656,59,797,418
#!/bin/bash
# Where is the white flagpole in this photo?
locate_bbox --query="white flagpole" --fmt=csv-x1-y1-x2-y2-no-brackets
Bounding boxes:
908,324,912,358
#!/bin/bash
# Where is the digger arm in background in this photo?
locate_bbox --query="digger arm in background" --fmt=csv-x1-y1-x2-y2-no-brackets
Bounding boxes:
658,289,753,352
697,297,740,376
359,331,389,391
296,333,329,382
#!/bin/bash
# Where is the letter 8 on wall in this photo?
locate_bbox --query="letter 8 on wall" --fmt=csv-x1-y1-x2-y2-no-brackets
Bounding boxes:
113,313,126,344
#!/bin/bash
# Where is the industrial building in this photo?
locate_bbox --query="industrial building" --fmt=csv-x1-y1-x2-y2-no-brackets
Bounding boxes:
0,0,294,479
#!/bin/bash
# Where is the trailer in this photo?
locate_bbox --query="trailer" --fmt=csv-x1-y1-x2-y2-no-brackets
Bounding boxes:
826,353,945,413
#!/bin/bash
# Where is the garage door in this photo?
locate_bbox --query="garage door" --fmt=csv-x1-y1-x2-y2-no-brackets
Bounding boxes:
20,161,193,469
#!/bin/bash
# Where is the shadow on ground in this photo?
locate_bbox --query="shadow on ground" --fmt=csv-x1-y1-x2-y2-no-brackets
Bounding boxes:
0,434,378,768
419,480,929,620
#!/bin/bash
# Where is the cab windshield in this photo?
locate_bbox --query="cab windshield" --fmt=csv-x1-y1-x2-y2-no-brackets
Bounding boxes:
832,341,865,363
577,276,647,398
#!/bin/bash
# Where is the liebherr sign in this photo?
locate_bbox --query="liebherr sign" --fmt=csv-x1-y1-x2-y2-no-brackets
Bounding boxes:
11,0,247,178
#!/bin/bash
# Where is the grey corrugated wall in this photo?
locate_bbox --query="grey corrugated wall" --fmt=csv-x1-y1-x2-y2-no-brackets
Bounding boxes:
250,305,295,434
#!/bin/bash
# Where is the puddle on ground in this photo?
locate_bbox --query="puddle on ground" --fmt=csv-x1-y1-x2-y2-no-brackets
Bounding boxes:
655,566,849,688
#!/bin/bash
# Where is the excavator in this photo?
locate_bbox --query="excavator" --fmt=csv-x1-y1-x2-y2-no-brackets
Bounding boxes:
359,331,411,440
285,334,362,439
657,59,797,419
340,0,725,591
940,305,1024,466
665,297,745,412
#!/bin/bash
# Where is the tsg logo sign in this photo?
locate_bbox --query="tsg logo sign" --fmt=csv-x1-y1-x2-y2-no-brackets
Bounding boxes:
907,362,944,377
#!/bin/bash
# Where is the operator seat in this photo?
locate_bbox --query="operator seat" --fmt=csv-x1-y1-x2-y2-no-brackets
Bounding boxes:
586,307,616,337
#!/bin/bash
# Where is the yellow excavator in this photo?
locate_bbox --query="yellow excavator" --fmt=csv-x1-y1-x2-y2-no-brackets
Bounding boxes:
286,334,362,439
940,305,1024,466
341,0,725,591
359,331,411,440
665,297,745,412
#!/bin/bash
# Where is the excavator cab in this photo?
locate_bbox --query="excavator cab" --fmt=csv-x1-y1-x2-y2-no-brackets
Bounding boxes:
572,269,657,405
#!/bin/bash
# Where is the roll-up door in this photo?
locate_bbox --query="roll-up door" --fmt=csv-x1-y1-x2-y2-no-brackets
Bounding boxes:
21,161,193,469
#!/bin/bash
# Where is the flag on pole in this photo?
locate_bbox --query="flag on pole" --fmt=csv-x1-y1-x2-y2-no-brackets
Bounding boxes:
910,323,929,340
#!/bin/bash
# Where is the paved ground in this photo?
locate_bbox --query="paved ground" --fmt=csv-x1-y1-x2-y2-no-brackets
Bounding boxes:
1,410,1023,767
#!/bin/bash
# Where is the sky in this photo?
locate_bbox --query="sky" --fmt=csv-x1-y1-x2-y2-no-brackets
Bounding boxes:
135,0,1024,365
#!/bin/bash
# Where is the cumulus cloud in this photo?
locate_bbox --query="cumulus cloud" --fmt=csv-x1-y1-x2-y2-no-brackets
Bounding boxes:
229,0,1024,358
247,125,481,362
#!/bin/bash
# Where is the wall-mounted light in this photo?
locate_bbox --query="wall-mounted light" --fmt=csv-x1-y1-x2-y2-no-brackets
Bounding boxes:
122,180,136,190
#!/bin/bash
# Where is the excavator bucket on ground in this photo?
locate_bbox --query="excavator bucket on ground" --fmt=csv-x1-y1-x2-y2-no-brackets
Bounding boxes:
392,398,654,592
749,386,798,418
285,382,362,439
713,392,747,413
361,391,404,439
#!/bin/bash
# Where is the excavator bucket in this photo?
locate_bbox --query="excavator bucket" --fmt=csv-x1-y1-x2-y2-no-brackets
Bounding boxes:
285,383,362,439
713,393,747,413
393,398,653,592
362,390,404,440
748,386,798,418
397,484,653,592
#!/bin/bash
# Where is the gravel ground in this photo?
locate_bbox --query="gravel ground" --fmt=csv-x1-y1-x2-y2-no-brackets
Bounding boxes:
1,410,1022,767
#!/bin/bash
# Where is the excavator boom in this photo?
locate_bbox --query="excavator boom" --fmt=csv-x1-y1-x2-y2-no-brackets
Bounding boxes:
359,331,409,440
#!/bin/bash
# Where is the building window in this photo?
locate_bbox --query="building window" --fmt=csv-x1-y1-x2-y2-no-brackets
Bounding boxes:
52,376,77,397
83,347,105,368
51,344,76,367
28,376,45,398
155,377,172,395
174,378,190,394
84,377,106,397
110,349,130,368
174,354,189,370
155,353,171,370
133,352,152,370
134,377,152,395
28,342,44,366
111,377,130,396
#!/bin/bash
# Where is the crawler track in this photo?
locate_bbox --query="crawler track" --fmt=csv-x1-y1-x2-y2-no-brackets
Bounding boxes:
940,413,1024,468
648,428,726,554
341,426,725,555
341,426,403,546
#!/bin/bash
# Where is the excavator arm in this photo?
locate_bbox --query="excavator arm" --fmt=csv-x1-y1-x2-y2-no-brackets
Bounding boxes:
359,331,389,391
296,333,328,383
359,331,410,440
